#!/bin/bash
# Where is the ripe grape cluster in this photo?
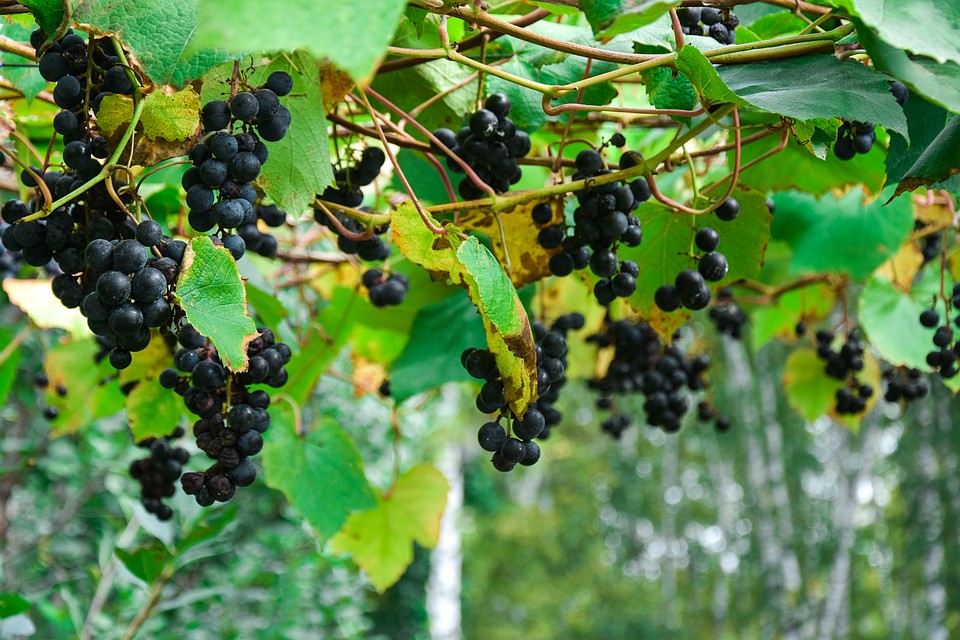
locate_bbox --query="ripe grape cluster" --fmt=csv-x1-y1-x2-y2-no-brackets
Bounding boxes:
463,322,571,471
34,28,127,172
587,317,713,436
708,287,747,339
362,269,409,307
129,429,190,521
534,149,647,304
532,313,584,440
186,70,293,258
920,292,960,378
159,326,290,506
676,7,738,44
432,93,531,199
815,329,872,414
881,367,928,403
835,82,908,161
654,197,738,313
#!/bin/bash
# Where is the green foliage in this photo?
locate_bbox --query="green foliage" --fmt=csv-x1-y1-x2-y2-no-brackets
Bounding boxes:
192,0,408,82
859,270,940,370
19,0,60,37
116,541,173,584
830,0,960,65
175,236,258,372
1,19,47,100
895,116,960,196
580,0,681,39
43,339,123,435
262,408,376,541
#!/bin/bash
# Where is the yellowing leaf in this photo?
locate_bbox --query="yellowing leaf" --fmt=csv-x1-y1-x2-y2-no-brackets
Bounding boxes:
392,202,537,415
459,200,562,288
330,464,448,592
876,242,924,292
96,88,201,166
44,338,124,436
2,279,90,337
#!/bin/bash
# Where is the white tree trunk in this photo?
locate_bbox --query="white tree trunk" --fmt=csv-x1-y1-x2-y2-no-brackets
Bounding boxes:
427,442,463,640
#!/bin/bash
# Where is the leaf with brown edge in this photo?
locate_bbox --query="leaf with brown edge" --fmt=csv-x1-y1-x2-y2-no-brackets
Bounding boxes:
458,200,563,288
392,202,538,415
96,89,201,167
319,60,355,111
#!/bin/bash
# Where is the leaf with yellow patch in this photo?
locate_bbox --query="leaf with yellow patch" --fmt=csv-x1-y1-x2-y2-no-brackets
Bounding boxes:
44,338,124,435
782,346,880,432
95,88,201,166
330,464,448,593
117,334,188,441
876,242,924,292
459,200,562,288
320,60,354,111
392,202,537,414
3,279,89,337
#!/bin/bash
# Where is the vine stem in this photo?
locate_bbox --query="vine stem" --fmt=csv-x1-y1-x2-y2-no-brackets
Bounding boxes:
0,143,51,208
0,325,30,367
701,125,789,195
19,37,146,222
119,563,176,640
363,85,495,196
355,87,447,235
0,36,35,60
669,8,685,51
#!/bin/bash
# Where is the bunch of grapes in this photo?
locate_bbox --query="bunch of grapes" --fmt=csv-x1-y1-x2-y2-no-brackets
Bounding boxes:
129,428,190,521
158,326,290,507
463,324,569,471
708,287,747,339
362,268,409,307
534,149,647,304
920,291,960,378
814,328,872,414
588,317,713,435
882,367,928,403
532,313,585,440
236,201,285,258
675,7,738,44
432,93,531,199
835,82,908,161
185,70,293,258
654,197,739,313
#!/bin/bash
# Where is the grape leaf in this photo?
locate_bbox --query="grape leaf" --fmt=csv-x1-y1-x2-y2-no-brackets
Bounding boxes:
749,283,836,350
117,334,186,441
2,279,90,337
0,328,19,413
175,236,258,373
372,60,477,134
191,0,407,83
72,0,239,87
262,407,375,542
330,464,448,593
95,89,201,166
580,0,682,39
641,66,697,114
458,200,564,288
0,594,29,620
391,202,538,416
771,186,915,281
19,0,61,37
858,270,939,372
717,55,908,138
829,0,960,66
895,116,960,197
782,346,879,431
389,290,488,403
886,95,950,186
675,47,747,107
116,541,172,584
1,19,47,100
44,338,124,435
621,188,771,339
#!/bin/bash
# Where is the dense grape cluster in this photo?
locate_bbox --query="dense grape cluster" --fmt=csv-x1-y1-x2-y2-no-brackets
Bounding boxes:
920,291,960,379
532,313,584,440
159,326,290,506
463,321,572,471
186,71,293,258
587,317,714,435
654,197,739,313
676,7,738,44
362,268,409,307
432,93,531,199
882,367,928,403
708,287,747,339
129,429,190,521
815,328,872,414
534,149,647,304
235,201,286,258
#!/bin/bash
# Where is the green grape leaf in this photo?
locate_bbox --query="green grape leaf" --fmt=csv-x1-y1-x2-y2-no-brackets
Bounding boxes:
829,0,960,65
19,0,62,37
44,339,124,435
717,55,908,138
621,188,771,339
886,96,951,185
404,6,428,37
262,407,375,542
580,0,681,39
72,0,239,87
330,464,448,593
749,283,837,349
176,503,238,556
191,0,407,82
771,186,915,281
675,46,747,106
747,11,808,38
845,19,960,114
203,52,333,215
116,541,172,585
0,328,20,408
389,291,488,403
895,116,960,197
1,19,47,100
372,60,477,134
391,203,538,416
858,270,939,371
176,236,258,373
734,132,887,196
2,279,90,337
782,346,879,431
119,334,186,441
641,66,697,114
